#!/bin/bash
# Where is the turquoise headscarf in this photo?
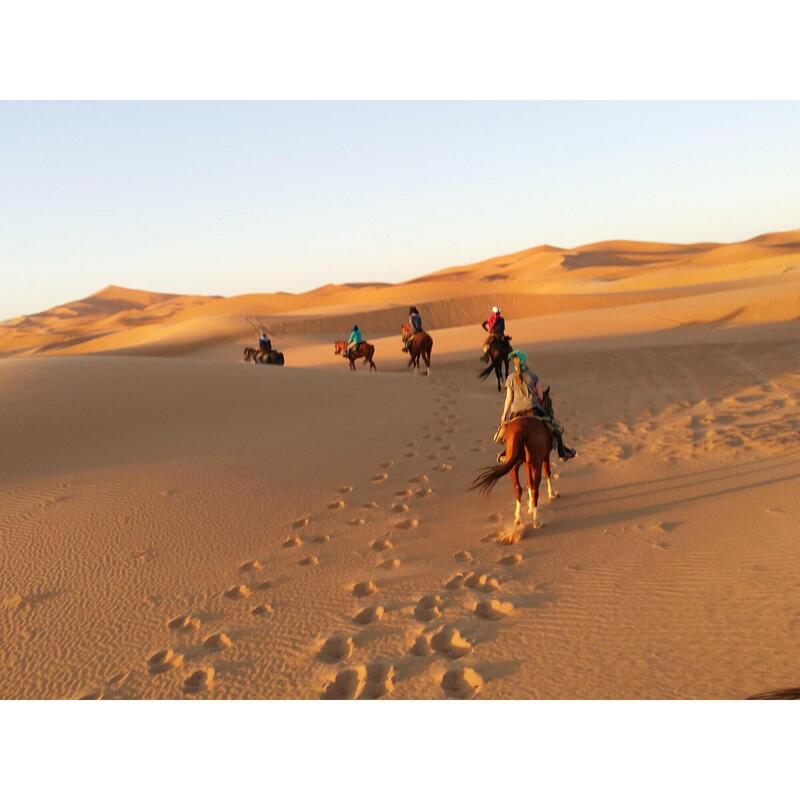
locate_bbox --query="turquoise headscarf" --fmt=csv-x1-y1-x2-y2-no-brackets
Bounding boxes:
509,349,527,366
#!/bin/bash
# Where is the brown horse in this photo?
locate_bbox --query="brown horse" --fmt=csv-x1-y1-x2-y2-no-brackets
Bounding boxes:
335,340,377,372
478,335,512,392
470,391,559,528
401,324,433,375
244,346,285,365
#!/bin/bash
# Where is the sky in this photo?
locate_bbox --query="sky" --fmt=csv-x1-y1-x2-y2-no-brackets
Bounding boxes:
1,101,799,320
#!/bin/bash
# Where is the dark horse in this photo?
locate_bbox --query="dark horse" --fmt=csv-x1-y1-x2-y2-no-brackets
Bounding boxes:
244,346,284,365
334,340,377,372
401,324,433,376
470,389,559,529
478,336,512,392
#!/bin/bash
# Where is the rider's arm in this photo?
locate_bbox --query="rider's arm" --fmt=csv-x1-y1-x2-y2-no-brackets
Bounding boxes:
481,321,488,331
501,386,512,424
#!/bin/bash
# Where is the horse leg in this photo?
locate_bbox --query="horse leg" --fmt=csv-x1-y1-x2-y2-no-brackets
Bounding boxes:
529,460,542,528
511,463,523,527
543,458,559,500
495,360,502,392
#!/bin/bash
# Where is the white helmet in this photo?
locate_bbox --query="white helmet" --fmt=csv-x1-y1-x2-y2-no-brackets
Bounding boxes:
492,306,500,313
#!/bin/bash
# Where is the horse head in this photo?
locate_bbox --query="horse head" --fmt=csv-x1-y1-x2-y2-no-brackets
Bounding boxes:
334,340,345,355
401,323,412,337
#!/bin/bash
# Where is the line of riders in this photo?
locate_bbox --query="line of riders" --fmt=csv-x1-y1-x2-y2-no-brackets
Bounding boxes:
252,304,576,463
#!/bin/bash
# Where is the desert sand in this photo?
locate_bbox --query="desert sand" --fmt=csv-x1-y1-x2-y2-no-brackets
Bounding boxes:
1,229,799,699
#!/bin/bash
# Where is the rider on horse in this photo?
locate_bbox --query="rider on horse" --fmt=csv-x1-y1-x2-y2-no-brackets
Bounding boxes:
258,330,272,355
402,306,424,352
495,350,576,463
482,305,508,355
347,324,363,355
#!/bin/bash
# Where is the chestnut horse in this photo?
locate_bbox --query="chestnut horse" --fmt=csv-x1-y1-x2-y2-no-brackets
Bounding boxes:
334,340,377,372
470,390,559,528
401,324,433,375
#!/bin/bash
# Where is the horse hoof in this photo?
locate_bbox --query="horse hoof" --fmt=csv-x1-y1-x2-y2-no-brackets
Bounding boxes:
549,492,560,502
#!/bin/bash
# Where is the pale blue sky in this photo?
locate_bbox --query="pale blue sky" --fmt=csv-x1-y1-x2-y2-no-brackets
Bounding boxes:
1,101,799,320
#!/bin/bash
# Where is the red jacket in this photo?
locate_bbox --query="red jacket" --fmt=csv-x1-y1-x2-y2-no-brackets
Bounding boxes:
483,312,505,334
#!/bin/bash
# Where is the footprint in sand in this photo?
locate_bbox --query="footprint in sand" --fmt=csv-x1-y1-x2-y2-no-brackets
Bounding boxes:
422,433,432,440
371,538,394,551
168,614,201,632
353,605,385,625
405,441,417,447
79,689,104,700
293,516,310,529
392,502,409,513
486,513,502,523
321,669,364,699
358,662,395,699
361,501,379,510
437,464,453,473
379,558,401,570
444,573,465,590
183,667,214,694
203,632,233,651
395,488,413,497
224,584,252,600
352,580,379,597
380,460,394,468
409,474,429,484
371,474,389,484
322,662,394,699
463,572,501,592
147,648,184,674
404,452,417,459
300,555,320,566
498,553,523,566
251,604,273,616
411,634,433,656
431,626,473,659
313,533,331,543
254,579,272,590
474,599,513,620
416,487,433,498
239,560,263,572
339,485,354,495
414,594,442,621
347,517,367,526
426,453,439,461
441,667,484,699
327,500,346,510
283,536,303,548
395,518,419,530
319,634,354,663
454,550,474,563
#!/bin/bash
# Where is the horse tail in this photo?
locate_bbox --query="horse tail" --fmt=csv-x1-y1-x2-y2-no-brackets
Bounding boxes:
470,434,524,496
477,363,495,381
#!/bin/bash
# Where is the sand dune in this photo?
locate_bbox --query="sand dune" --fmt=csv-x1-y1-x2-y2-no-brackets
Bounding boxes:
2,227,799,359
2,227,800,699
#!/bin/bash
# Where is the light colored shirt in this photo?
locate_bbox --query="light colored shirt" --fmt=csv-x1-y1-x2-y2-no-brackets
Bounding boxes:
505,369,541,418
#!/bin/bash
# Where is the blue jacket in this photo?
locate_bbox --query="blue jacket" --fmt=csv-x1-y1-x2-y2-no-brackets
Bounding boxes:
348,328,363,345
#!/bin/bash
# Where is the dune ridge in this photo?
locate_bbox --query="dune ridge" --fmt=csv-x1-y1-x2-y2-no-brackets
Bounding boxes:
2,227,799,359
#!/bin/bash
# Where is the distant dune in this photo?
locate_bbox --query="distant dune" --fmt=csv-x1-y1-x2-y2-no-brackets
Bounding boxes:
2,227,799,359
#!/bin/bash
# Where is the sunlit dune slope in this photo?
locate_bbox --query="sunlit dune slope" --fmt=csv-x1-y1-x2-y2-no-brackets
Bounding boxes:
2,227,798,358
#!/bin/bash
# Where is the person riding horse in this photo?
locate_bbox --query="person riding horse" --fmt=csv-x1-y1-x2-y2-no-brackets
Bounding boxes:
402,306,423,352
347,324,363,355
258,331,272,355
482,305,509,356
495,350,576,463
